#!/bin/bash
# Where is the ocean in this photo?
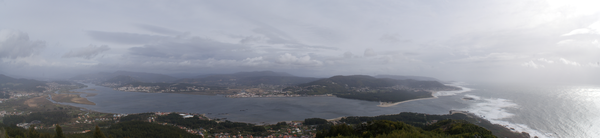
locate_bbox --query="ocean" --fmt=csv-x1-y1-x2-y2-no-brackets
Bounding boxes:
55,83,600,138
458,83,600,138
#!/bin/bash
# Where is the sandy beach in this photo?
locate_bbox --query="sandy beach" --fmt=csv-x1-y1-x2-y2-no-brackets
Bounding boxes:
377,96,438,107
378,83,472,107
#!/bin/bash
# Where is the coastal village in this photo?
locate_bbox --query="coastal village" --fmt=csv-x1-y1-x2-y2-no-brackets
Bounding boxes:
0,73,531,138
6,110,322,138
225,89,333,98
105,82,329,98
0,88,320,138
114,85,211,93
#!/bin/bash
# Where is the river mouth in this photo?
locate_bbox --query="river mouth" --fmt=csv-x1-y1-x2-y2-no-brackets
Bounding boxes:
56,83,468,124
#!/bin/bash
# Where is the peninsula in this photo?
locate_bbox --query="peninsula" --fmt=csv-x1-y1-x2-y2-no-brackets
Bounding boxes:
283,75,461,103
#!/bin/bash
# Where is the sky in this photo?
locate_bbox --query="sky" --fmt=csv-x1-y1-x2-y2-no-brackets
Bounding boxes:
1,0,599,83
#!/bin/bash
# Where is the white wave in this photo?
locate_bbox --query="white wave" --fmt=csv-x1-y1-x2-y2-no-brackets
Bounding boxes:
462,96,550,138
469,98,517,119
463,94,481,100
433,83,473,97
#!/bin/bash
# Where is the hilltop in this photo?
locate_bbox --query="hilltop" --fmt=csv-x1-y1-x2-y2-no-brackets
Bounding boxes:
284,75,461,102
99,75,141,87
374,74,439,81
71,71,178,83
177,71,320,86
287,75,459,94
0,74,48,93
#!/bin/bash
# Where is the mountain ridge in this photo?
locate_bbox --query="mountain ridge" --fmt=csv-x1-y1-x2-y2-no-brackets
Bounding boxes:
0,74,48,92
71,71,178,83
177,71,319,86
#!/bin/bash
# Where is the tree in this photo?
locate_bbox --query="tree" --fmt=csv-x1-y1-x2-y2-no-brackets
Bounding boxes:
304,118,328,125
54,125,65,138
93,126,106,138
4,128,10,138
39,133,52,138
27,125,39,138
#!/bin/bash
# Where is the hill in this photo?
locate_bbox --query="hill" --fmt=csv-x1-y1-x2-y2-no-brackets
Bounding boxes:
71,71,178,83
177,71,319,86
337,112,531,138
207,71,294,78
317,119,497,138
101,75,141,84
284,75,461,102
0,74,47,93
288,75,459,94
374,74,439,81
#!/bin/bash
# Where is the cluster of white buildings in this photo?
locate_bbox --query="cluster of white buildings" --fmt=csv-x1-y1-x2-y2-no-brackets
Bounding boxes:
16,120,41,129
0,110,25,117
226,92,302,98
117,85,160,92
115,85,212,93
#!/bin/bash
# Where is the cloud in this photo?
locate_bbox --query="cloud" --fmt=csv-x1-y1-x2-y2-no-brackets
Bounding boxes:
238,35,265,44
562,28,596,36
562,21,600,36
364,49,377,57
537,58,554,63
343,52,354,58
0,30,46,59
250,27,338,50
588,62,600,67
87,31,169,44
556,39,575,45
560,58,581,66
285,44,338,50
277,53,323,66
252,27,296,45
241,56,269,66
521,61,544,68
136,24,182,35
380,34,411,44
450,53,525,63
62,45,110,59
129,37,249,60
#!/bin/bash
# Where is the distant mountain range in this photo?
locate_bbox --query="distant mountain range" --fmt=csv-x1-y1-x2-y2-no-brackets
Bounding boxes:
0,74,47,92
177,71,320,86
71,71,178,83
373,75,439,81
198,71,295,78
73,71,451,91
102,75,141,84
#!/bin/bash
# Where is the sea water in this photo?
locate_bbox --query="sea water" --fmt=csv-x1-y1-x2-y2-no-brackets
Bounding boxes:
59,83,600,137
459,83,600,138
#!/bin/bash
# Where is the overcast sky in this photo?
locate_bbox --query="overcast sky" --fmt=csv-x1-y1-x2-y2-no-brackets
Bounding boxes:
1,0,599,83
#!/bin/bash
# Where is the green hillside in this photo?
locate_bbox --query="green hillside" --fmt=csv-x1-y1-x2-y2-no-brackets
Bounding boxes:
102,75,140,84
317,119,496,138
0,74,47,92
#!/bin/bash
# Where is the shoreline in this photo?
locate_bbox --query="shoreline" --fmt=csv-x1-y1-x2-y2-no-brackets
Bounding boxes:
377,96,438,107
50,93,96,105
378,84,470,107
55,85,533,137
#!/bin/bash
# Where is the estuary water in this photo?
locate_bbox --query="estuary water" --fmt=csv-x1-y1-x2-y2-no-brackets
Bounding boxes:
59,83,600,138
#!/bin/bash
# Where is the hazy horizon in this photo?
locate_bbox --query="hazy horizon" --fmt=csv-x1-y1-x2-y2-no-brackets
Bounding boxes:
2,0,600,84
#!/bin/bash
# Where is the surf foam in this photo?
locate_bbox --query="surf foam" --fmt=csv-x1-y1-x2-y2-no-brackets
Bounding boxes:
433,82,473,97
462,95,550,138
